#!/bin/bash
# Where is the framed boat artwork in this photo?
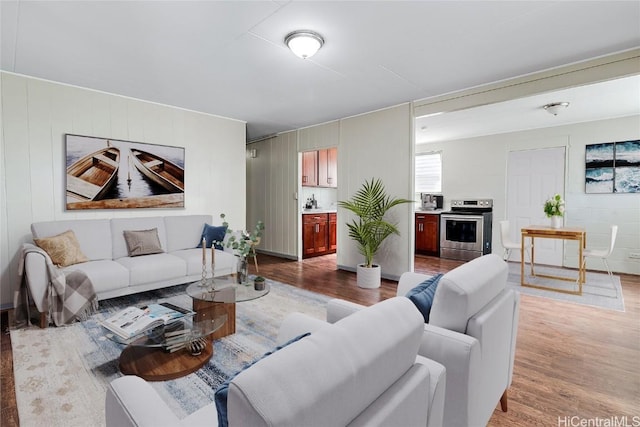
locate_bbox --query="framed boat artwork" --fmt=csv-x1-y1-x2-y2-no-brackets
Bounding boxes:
585,140,640,194
65,134,185,210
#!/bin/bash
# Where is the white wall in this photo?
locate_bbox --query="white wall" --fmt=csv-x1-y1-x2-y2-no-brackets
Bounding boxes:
246,131,299,259
418,115,640,275
337,104,414,280
0,72,247,308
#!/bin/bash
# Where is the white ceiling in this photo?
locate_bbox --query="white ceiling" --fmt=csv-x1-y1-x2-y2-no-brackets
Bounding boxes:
415,74,640,144
2,1,639,142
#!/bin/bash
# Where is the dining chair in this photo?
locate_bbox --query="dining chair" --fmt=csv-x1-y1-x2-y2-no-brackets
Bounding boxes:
582,225,618,290
499,220,531,264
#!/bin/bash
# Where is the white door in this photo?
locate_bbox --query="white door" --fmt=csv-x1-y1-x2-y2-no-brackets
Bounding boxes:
507,147,565,266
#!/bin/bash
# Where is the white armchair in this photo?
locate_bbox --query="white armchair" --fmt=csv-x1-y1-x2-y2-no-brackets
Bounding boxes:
328,254,520,427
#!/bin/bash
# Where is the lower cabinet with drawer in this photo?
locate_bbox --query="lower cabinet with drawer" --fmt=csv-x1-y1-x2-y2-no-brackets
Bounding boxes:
303,213,337,258
415,213,440,256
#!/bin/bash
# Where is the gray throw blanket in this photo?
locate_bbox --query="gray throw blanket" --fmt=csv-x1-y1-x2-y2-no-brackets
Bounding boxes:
16,245,98,327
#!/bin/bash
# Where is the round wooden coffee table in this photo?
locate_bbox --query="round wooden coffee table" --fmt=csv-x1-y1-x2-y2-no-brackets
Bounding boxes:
107,309,227,381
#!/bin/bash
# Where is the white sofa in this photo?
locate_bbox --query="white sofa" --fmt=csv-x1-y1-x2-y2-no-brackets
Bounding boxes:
327,254,520,427
23,215,237,326
106,296,447,427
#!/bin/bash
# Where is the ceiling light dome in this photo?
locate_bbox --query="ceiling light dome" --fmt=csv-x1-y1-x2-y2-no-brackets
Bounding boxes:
543,102,570,116
285,30,324,59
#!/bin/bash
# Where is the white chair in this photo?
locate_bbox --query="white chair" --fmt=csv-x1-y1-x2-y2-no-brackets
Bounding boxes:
327,254,520,427
582,225,618,289
500,220,531,264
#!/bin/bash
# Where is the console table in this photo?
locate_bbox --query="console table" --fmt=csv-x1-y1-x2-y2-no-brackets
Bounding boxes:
520,225,586,295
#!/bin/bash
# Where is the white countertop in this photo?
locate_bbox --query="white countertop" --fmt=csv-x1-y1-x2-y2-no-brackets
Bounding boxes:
415,209,444,214
302,208,337,214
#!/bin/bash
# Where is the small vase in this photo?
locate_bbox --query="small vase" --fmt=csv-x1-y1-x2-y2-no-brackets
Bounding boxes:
236,256,248,285
550,215,562,229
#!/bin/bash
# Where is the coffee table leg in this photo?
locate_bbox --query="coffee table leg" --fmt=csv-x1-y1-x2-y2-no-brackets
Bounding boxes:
192,299,236,340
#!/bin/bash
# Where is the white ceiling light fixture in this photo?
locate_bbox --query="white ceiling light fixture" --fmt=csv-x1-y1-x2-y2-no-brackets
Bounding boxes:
543,102,570,116
285,30,324,59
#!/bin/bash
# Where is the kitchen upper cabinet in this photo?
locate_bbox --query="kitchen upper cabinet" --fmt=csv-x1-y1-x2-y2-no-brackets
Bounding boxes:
415,213,440,256
302,148,337,188
302,151,318,187
318,148,337,188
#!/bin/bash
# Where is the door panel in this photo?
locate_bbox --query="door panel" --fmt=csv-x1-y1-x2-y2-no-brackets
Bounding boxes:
507,147,565,265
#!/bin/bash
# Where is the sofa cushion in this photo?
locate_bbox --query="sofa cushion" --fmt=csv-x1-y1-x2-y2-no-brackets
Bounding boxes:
406,273,443,323
197,224,227,250
34,230,89,267
111,217,167,260
31,219,112,261
63,260,130,294
164,215,213,253
215,332,311,427
123,228,164,257
430,254,507,333
116,253,186,286
227,297,423,426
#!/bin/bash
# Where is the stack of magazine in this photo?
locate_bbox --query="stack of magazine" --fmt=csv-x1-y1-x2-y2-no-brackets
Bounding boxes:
101,302,193,341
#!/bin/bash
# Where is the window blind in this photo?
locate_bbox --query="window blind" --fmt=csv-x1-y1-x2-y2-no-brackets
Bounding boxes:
415,152,442,193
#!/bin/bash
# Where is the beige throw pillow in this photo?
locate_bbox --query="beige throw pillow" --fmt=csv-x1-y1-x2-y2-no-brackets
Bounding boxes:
34,230,89,267
123,228,164,257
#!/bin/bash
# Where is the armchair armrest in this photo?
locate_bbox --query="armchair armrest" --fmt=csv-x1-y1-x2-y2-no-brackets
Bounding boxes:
419,324,481,427
326,298,366,324
276,312,330,346
106,376,182,427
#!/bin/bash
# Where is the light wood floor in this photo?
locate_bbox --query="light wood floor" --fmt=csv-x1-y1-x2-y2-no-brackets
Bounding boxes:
2,253,639,426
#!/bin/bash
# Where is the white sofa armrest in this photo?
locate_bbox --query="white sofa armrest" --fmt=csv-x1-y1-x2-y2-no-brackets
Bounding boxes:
276,312,330,346
419,324,481,427
106,376,183,427
326,298,366,323
22,243,51,313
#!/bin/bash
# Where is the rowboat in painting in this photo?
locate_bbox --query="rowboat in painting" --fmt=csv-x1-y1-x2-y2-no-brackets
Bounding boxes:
130,149,184,193
66,146,120,202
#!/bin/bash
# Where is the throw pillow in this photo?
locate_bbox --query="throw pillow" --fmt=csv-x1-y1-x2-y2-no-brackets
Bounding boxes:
123,228,163,257
405,273,444,323
34,229,89,267
196,224,228,250
214,332,311,427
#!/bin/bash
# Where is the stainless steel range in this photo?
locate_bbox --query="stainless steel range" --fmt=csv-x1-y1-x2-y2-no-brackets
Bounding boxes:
440,199,493,261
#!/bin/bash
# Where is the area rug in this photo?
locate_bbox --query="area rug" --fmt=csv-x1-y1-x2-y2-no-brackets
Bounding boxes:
10,277,330,427
506,262,624,312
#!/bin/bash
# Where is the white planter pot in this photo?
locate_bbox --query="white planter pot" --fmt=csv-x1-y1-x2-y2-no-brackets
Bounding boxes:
357,264,381,289
550,215,562,229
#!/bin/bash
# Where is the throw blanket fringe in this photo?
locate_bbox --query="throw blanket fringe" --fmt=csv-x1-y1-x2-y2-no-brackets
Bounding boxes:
16,244,98,327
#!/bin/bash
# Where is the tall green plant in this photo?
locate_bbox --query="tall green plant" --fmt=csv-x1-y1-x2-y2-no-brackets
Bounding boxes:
338,178,412,268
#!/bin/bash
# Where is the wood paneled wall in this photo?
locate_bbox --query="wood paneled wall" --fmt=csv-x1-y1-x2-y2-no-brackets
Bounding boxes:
0,72,247,308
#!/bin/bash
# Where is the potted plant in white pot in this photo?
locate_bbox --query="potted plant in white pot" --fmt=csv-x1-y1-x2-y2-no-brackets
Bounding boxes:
338,178,412,288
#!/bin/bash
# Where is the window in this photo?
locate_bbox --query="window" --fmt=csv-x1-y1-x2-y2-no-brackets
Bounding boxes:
415,152,442,194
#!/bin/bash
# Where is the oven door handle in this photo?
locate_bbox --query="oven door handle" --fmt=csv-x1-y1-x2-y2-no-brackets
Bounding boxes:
442,214,484,221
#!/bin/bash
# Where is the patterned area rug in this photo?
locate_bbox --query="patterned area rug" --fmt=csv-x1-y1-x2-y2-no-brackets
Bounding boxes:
10,278,330,426
506,262,624,312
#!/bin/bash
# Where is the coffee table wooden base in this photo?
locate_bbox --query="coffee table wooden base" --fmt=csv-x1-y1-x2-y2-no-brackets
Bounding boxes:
119,342,213,381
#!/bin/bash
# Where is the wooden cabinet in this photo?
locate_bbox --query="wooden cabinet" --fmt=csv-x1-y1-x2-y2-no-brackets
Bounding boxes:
302,148,337,188
329,213,337,252
303,214,328,257
302,151,318,186
415,213,440,256
303,213,337,258
318,148,337,188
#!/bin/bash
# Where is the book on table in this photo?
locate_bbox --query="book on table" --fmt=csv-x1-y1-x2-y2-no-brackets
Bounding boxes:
101,302,193,340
